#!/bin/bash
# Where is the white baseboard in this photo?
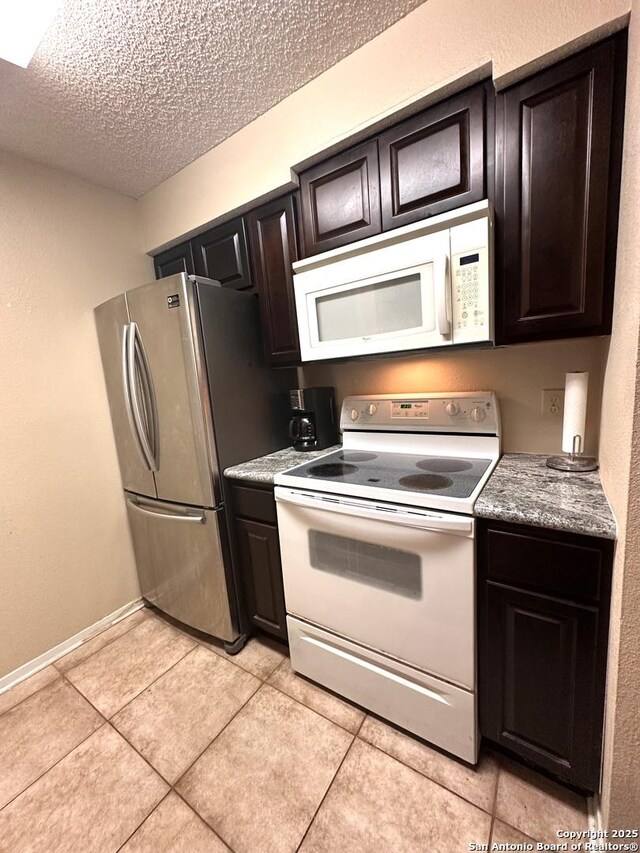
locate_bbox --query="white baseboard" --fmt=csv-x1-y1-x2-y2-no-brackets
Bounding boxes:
0,598,144,694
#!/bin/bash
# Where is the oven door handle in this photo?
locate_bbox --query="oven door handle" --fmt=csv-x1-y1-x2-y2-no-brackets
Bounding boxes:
274,488,473,535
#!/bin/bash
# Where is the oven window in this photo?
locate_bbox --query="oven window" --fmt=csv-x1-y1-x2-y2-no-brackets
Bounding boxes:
308,530,422,599
315,274,423,342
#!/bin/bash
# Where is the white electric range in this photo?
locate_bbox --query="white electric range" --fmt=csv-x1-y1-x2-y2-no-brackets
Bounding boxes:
274,391,501,763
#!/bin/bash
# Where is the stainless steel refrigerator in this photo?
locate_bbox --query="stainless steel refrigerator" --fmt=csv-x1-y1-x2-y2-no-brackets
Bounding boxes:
95,273,294,651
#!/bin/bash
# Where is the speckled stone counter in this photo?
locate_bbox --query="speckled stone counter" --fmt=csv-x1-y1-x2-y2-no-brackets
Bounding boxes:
224,445,342,485
475,453,616,540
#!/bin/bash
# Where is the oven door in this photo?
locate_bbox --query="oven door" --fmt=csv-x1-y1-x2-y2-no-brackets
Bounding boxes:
294,232,452,362
275,487,475,689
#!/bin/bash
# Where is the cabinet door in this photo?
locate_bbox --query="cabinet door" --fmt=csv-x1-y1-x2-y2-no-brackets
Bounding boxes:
236,517,287,641
247,194,300,364
299,139,381,256
379,85,486,230
478,520,613,792
192,217,253,291
496,35,625,343
481,582,601,790
153,241,195,280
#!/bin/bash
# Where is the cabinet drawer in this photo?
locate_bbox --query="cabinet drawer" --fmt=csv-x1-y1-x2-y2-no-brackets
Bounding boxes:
229,483,277,524
481,524,610,604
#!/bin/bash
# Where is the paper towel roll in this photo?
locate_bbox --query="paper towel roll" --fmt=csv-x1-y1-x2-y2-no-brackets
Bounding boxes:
562,372,589,454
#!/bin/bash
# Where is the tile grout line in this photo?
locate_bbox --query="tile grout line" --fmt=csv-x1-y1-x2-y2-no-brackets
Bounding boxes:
52,609,153,677
172,788,238,853
109,722,235,852
492,764,501,815
355,735,497,817
104,641,199,721
295,733,357,852
196,636,286,682
170,679,264,792
264,678,365,737
0,670,61,722
0,608,152,721
0,718,110,815
114,789,174,853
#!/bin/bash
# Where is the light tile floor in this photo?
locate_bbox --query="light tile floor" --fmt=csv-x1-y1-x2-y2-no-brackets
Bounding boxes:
0,608,590,852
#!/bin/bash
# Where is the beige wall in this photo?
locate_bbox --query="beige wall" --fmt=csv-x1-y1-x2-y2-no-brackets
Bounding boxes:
598,2,640,827
302,338,608,455
0,149,153,678
138,0,629,253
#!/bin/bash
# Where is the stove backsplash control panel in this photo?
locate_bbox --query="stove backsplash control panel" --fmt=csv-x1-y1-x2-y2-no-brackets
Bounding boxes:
341,392,500,436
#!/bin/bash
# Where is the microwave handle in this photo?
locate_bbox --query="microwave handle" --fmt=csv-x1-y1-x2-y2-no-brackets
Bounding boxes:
434,255,451,338
275,488,473,536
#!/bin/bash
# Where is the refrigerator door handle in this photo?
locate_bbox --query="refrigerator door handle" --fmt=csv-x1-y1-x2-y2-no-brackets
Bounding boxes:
133,322,159,469
127,322,159,472
122,323,152,471
126,496,206,523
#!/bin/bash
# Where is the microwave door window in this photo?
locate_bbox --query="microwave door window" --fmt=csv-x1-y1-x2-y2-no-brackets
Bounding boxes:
315,273,426,343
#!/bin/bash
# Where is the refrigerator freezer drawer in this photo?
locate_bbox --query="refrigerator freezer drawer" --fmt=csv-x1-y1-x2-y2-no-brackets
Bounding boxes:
287,616,478,763
125,493,236,642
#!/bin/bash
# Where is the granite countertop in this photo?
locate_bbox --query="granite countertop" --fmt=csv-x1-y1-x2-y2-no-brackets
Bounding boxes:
474,453,616,540
224,445,342,485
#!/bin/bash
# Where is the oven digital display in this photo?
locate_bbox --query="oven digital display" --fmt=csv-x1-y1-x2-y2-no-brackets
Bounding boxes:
460,253,479,265
392,401,429,418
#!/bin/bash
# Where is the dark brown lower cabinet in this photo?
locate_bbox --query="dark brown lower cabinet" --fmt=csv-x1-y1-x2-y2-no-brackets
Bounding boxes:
478,520,614,791
227,481,287,642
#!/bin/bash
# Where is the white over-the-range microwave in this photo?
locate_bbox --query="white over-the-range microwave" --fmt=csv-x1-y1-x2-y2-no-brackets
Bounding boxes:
293,200,493,362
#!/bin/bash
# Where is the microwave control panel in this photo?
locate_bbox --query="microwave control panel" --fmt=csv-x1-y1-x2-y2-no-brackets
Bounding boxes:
450,216,492,344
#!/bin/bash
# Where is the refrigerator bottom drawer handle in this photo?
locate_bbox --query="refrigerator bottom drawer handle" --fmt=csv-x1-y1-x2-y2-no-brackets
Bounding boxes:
126,499,206,523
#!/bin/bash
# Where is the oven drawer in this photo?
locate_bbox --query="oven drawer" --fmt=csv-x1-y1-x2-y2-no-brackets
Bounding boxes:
288,616,478,763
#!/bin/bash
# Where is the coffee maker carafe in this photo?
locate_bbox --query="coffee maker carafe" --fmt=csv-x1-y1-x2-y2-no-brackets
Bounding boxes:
289,387,338,451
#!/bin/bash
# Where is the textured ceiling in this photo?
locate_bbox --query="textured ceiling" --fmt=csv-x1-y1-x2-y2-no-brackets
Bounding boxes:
0,0,425,197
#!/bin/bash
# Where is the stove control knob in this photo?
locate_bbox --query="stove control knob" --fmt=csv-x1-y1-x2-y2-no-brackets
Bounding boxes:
367,404,377,416
350,408,360,422
470,406,486,423
445,401,459,417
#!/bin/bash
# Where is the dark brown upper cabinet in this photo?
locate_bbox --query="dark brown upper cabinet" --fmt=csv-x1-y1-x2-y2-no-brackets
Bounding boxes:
247,194,300,365
153,241,195,280
496,34,626,344
478,520,614,792
379,85,487,230
192,217,253,291
299,139,381,256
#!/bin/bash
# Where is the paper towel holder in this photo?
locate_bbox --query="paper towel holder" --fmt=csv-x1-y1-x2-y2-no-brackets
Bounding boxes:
546,370,598,472
547,435,598,472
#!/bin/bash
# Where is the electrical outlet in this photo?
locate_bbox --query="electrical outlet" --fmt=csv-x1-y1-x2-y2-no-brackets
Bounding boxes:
542,389,564,419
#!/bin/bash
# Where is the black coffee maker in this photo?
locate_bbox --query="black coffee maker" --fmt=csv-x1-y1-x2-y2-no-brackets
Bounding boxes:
289,387,338,451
